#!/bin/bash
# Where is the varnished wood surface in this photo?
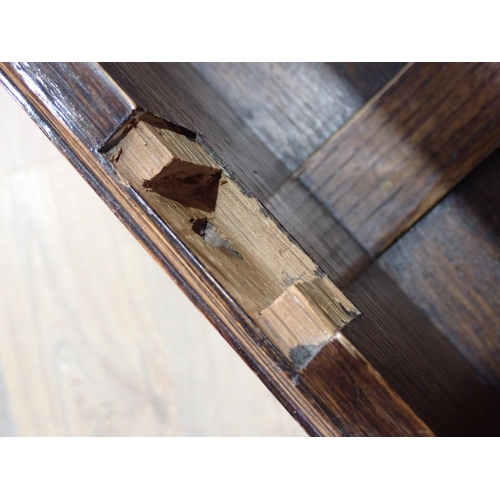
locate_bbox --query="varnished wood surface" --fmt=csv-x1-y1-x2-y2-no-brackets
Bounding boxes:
342,264,500,436
8,62,135,150
7,62,500,436
192,63,405,172
103,62,500,435
0,83,306,436
299,62,500,254
379,149,500,394
0,62,434,436
187,62,403,287
299,334,431,436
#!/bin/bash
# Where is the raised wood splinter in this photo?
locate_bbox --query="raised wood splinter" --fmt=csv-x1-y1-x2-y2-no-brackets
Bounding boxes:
111,114,222,211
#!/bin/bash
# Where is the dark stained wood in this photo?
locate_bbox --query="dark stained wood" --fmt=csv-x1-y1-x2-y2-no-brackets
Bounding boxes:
298,333,432,437
265,178,370,287
299,62,500,254
379,149,500,394
101,62,288,202
325,63,407,102
0,62,432,436
192,62,406,172
342,264,500,437
5,62,134,149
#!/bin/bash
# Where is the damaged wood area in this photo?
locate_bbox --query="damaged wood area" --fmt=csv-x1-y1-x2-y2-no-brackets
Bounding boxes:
1,62,438,435
105,114,359,369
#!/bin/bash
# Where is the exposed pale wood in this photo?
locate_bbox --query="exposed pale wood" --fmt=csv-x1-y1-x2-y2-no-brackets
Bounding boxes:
379,149,500,393
0,83,305,436
111,116,222,211
107,118,358,366
0,62,433,436
260,279,358,369
299,62,500,254
102,62,288,202
192,62,406,172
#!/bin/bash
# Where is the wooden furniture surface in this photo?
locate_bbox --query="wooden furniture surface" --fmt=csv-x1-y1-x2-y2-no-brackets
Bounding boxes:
0,83,304,436
1,62,500,436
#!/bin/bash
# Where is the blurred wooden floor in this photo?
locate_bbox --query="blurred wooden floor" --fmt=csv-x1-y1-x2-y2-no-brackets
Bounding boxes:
0,85,305,436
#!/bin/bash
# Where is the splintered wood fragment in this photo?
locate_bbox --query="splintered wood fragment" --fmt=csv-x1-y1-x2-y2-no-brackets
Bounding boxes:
260,278,359,370
106,115,360,369
108,115,221,211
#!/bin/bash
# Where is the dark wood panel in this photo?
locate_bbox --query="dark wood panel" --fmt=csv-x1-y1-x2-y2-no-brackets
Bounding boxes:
266,178,370,287
7,62,134,149
0,62,432,436
192,63,405,172
326,63,407,102
342,264,500,436
101,63,288,202
379,149,500,394
299,62,500,254
299,334,432,437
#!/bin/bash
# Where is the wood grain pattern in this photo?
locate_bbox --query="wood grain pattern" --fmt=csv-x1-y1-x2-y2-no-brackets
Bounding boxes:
0,71,306,437
342,264,500,437
379,149,500,394
265,178,370,287
8,62,135,150
299,62,500,254
298,333,432,437
0,62,431,436
1,170,183,436
260,280,358,370
192,63,405,172
107,118,358,367
101,62,288,203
